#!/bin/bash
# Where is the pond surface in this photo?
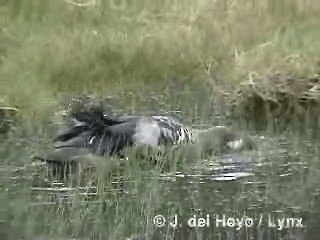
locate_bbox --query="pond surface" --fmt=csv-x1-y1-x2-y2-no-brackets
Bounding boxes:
1,89,319,240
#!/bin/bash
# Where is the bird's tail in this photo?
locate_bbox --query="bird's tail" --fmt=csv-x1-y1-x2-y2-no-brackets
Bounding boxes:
53,109,117,143
71,109,120,127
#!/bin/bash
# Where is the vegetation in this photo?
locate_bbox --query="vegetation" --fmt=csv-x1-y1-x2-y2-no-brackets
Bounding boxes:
1,0,320,117
226,74,320,127
1,1,320,239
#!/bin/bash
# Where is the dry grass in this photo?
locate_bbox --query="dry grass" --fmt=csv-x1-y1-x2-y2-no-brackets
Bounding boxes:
1,2,320,238
0,0,320,118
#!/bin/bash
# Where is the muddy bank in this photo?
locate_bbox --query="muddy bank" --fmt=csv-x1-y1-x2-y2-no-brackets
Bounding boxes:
222,74,320,128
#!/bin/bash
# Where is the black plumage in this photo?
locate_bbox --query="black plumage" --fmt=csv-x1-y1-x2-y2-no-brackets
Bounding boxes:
47,109,193,162
38,107,255,183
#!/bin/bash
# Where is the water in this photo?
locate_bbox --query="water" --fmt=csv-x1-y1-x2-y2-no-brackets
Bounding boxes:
1,91,320,240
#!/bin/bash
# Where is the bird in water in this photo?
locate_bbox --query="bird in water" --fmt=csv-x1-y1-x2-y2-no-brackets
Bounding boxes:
50,108,193,156
40,107,254,182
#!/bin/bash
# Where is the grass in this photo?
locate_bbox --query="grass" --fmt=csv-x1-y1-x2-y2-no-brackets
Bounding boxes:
1,0,320,239
1,0,320,118
2,126,319,239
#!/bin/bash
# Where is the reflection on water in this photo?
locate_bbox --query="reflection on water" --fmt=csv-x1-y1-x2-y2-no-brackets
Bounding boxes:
1,92,320,240
192,153,254,181
2,129,319,240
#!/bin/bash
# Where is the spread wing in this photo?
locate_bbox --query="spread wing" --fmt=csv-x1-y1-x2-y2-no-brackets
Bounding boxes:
50,111,193,160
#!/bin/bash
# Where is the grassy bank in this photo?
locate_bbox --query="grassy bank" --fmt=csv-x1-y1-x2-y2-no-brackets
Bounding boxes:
1,0,320,118
1,2,320,239
1,117,320,239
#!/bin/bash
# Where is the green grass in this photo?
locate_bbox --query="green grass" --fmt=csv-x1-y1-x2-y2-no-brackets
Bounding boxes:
1,0,320,118
1,1,320,239
1,123,320,239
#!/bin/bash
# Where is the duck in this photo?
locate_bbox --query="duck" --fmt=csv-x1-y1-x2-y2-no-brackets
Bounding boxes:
40,107,254,182
51,108,193,155
41,108,192,178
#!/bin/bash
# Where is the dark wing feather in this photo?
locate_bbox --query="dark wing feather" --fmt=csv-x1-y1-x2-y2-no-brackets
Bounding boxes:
72,109,121,127
54,109,125,143
53,125,89,142
51,110,193,161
